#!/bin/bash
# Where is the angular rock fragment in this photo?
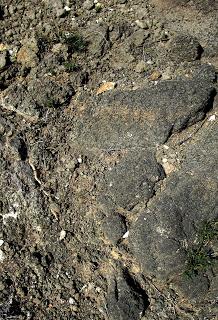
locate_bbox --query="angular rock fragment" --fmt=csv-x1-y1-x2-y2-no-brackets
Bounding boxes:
17,37,39,68
168,34,203,62
1,82,39,122
107,271,149,320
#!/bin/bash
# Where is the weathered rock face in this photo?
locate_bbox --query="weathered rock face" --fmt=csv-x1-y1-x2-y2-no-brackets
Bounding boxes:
66,74,217,310
1,0,218,318
0,65,217,319
70,79,215,151
69,77,215,216
128,118,218,298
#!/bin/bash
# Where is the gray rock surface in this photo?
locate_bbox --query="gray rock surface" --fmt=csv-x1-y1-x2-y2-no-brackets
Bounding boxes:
1,82,40,121
128,118,218,299
1,78,74,121
168,34,203,62
107,271,149,320
99,151,165,210
70,79,215,151
0,0,218,318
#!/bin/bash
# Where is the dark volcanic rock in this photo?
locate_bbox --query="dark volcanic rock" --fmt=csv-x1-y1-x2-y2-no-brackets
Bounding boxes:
70,77,215,212
128,120,218,299
99,150,165,209
70,79,215,151
107,271,149,320
168,34,203,62
102,212,126,244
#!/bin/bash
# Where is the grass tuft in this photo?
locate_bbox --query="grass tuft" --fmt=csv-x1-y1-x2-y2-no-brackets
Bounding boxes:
62,33,87,53
184,220,218,278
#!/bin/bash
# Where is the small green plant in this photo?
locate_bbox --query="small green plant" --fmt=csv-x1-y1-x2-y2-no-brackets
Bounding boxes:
184,220,218,278
198,220,218,244
45,98,55,108
64,60,80,72
184,247,214,278
62,33,87,53
95,4,102,13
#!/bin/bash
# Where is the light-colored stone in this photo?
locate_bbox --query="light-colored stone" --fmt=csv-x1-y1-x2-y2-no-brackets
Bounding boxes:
135,60,147,73
0,249,5,263
149,70,162,81
96,82,116,95
59,230,66,241
135,20,149,29
83,0,94,10
0,51,7,70
17,38,39,68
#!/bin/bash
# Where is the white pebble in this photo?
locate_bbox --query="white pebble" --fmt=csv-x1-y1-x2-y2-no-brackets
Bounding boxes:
0,240,4,246
208,114,216,121
64,6,71,11
77,157,82,164
146,60,153,65
59,230,66,241
69,297,75,305
122,230,129,239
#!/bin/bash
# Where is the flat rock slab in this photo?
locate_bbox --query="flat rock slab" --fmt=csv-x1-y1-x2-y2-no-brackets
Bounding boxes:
70,79,215,151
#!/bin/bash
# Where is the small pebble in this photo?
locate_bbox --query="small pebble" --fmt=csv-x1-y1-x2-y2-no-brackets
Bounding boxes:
69,297,75,305
135,60,146,73
122,230,129,239
135,20,149,29
208,115,216,121
83,0,94,10
64,6,71,11
0,250,5,262
59,230,66,241
149,70,162,81
0,51,7,70
77,157,83,164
